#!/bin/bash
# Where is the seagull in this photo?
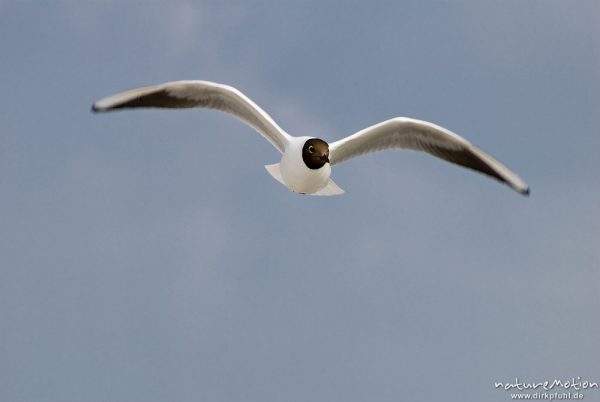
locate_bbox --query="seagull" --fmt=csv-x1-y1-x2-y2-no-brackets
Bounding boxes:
92,80,530,196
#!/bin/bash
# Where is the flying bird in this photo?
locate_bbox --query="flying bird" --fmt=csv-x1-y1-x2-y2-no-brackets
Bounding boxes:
92,80,529,196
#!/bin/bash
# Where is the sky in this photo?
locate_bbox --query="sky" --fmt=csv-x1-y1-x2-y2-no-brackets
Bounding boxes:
1,1,599,401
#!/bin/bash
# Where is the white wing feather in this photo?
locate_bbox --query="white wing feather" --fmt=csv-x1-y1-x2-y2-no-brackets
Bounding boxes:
329,117,529,195
92,80,291,153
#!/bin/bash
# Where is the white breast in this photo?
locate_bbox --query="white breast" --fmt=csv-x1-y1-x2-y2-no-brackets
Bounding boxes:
279,137,331,194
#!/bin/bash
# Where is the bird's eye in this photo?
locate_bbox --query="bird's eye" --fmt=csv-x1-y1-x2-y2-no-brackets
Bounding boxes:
308,145,315,153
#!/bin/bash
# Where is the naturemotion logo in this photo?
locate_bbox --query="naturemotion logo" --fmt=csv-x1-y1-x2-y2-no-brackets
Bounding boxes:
494,377,598,400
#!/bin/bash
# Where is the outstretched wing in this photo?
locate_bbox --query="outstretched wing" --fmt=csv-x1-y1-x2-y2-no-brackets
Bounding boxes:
92,80,291,153
329,117,529,195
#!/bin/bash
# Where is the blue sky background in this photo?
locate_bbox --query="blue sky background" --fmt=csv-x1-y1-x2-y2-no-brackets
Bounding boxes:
1,1,599,401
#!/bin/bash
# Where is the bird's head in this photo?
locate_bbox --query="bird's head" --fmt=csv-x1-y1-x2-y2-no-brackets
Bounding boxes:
302,138,330,169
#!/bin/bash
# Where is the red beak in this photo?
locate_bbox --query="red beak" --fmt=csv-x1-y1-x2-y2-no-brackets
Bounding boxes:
321,153,330,163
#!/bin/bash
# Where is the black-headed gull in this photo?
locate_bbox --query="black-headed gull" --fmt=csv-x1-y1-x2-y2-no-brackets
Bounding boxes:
92,80,530,196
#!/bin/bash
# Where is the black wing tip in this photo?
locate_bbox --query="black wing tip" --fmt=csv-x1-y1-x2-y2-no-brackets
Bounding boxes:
518,186,530,197
91,103,102,113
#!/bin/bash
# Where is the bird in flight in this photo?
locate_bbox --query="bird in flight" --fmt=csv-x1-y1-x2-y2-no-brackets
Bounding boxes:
92,80,529,196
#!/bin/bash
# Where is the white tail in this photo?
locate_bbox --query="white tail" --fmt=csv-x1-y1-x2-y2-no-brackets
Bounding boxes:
264,163,286,186
311,179,345,196
264,163,345,196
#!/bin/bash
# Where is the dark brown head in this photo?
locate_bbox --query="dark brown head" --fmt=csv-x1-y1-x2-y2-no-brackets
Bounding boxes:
302,138,330,170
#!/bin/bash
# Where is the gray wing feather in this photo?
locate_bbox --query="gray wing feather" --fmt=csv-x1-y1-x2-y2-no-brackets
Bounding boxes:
92,81,291,153
329,117,529,195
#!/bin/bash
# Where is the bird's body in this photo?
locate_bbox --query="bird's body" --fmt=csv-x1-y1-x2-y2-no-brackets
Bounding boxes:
279,137,332,194
92,80,530,196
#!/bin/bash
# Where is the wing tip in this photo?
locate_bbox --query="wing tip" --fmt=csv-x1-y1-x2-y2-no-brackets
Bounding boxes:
514,184,530,197
91,100,110,113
